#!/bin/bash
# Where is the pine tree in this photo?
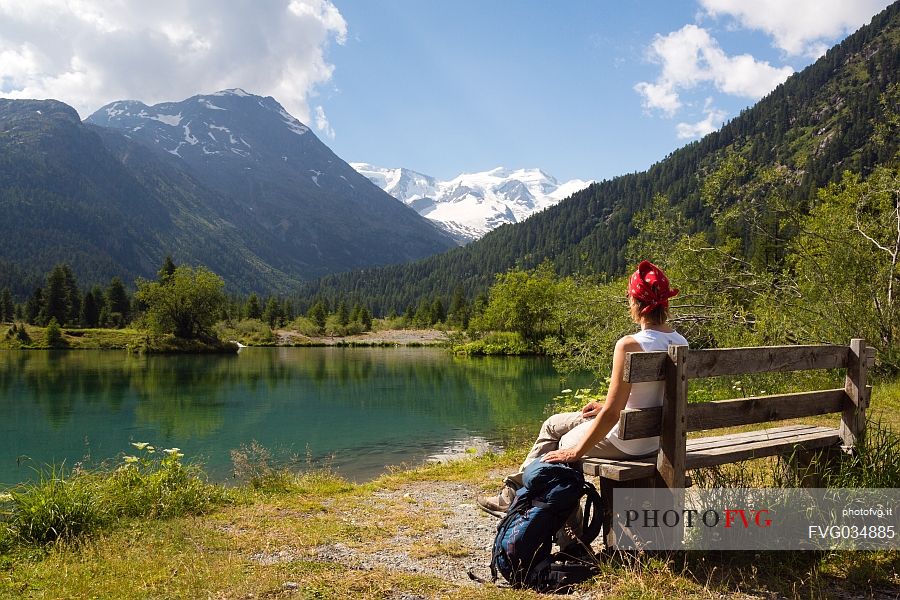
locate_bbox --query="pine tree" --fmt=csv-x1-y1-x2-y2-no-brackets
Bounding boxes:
263,296,282,327
61,265,81,326
308,301,327,331
0,288,13,322
448,287,469,329
245,293,262,320
431,298,446,325
44,265,70,326
359,306,373,331
81,290,100,328
25,288,43,325
282,299,295,322
337,301,349,326
106,277,130,327
158,255,177,283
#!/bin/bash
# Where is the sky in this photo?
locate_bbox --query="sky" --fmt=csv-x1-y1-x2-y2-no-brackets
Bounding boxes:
0,0,893,182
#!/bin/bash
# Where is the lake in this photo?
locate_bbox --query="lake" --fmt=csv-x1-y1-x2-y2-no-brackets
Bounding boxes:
0,347,589,485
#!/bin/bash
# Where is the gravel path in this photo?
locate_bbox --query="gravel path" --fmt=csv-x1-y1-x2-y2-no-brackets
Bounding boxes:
313,480,498,586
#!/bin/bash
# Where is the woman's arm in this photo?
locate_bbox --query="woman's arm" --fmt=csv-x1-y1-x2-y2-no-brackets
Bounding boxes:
542,335,643,463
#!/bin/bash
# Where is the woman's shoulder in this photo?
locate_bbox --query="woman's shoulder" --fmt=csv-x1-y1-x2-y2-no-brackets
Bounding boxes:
615,334,644,352
631,328,689,349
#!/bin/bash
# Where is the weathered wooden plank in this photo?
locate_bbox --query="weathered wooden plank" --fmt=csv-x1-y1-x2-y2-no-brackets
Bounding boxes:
583,425,840,480
687,345,850,379
687,389,847,431
623,351,669,383
624,345,850,382
685,428,842,470
581,457,656,480
618,406,663,440
657,345,688,488
840,339,868,448
866,346,876,368
617,390,846,440
686,425,834,452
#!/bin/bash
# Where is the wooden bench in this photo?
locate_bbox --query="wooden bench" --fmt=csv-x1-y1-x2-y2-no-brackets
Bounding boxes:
581,339,876,548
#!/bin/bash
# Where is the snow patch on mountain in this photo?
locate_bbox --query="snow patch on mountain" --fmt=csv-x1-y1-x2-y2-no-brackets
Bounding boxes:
352,163,593,243
198,98,226,110
87,90,317,163
277,106,309,136
211,88,251,97
150,112,182,126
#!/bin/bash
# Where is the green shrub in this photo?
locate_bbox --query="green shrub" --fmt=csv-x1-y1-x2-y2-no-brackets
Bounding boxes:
452,331,533,355
214,319,276,345
373,316,409,331
1,444,230,547
107,444,229,518
45,318,63,347
4,465,105,544
288,316,322,337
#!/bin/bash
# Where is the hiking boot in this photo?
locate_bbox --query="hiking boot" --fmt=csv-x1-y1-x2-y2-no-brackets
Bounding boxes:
476,484,517,518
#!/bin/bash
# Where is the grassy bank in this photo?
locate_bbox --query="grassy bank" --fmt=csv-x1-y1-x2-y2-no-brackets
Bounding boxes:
2,445,898,599
1,323,238,354
2,378,898,598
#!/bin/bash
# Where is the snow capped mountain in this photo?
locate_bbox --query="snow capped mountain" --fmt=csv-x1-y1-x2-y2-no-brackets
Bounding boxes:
87,88,312,163
352,164,593,243
84,90,456,280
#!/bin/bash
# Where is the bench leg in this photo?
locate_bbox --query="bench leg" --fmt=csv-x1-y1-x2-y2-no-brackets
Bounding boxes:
600,474,666,549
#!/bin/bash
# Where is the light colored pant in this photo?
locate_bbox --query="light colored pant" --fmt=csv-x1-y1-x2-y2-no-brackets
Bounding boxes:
505,411,639,551
505,411,634,488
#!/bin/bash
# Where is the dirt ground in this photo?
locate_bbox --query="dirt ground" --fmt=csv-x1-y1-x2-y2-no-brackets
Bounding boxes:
274,328,450,346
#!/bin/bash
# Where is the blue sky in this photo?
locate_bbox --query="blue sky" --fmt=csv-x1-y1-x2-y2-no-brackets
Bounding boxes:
322,0,890,181
0,0,892,183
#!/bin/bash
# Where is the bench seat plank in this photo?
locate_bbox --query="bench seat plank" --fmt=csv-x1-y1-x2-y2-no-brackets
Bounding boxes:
582,425,840,482
686,424,826,451
581,457,656,481
686,426,841,470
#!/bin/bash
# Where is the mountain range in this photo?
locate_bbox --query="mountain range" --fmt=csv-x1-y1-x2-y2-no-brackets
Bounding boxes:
351,164,592,243
0,90,455,295
298,2,899,315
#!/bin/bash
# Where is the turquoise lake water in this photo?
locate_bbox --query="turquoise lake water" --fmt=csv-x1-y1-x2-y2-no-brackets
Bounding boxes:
0,347,588,485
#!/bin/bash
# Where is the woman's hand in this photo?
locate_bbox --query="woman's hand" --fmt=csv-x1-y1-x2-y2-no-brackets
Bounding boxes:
541,449,579,464
581,401,601,418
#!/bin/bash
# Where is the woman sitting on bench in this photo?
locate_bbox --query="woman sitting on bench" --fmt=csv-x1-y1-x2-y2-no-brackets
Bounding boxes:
477,260,688,517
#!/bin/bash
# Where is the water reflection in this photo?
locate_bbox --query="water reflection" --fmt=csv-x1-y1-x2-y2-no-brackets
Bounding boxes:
0,348,584,483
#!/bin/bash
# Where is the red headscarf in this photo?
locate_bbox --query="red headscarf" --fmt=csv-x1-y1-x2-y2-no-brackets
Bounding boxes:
628,260,679,315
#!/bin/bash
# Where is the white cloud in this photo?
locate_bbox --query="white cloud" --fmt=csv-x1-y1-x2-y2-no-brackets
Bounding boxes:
676,99,727,139
700,0,892,57
314,105,335,139
0,0,347,124
634,25,793,116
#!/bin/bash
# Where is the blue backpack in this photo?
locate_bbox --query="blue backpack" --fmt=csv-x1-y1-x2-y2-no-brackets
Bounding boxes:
489,460,603,591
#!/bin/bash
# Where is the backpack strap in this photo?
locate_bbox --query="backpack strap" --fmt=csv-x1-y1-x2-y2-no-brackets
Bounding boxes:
579,481,604,546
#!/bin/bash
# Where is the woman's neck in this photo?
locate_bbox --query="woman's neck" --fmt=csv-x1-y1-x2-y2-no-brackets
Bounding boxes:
639,321,673,332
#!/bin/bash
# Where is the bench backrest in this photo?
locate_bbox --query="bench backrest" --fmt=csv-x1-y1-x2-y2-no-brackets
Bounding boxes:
618,339,874,487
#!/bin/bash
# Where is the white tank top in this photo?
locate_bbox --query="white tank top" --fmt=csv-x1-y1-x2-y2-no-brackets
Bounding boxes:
605,328,689,456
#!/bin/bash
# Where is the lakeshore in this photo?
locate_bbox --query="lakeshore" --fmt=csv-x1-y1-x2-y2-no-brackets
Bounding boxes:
0,323,449,352
2,449,899,599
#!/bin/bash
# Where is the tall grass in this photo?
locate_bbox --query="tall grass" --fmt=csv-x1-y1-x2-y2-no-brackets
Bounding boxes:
825,419,900,488
0,444,231,547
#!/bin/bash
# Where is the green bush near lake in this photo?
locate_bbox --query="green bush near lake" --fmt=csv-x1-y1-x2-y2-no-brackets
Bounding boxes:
0,445,231,546
452,331,533,356
214,318,276,346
